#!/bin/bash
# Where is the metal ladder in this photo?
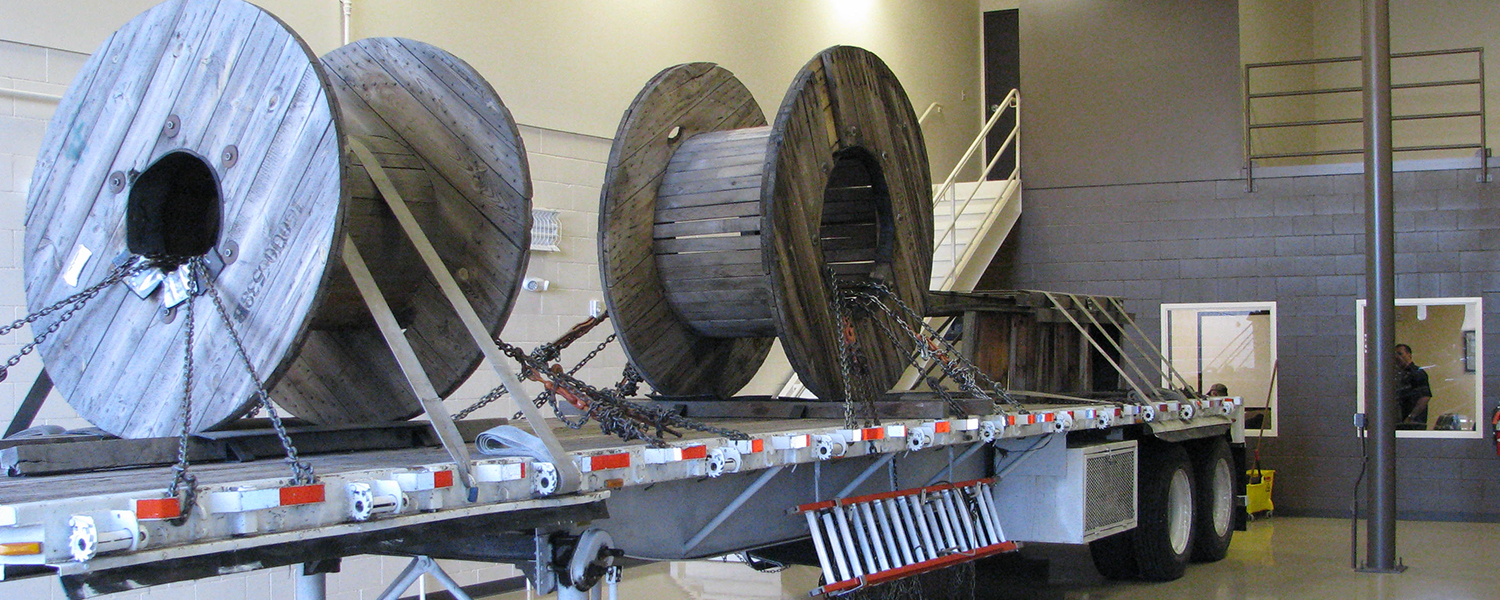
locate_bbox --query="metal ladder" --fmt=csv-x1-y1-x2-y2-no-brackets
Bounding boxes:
794,478,1016,596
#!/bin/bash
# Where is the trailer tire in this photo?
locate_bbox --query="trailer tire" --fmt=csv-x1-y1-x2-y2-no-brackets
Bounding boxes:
1190,437,1235,562
1088,530,1138,580
1134,443,1196,581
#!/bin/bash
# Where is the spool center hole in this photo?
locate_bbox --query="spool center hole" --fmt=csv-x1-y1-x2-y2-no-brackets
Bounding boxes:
126,151,222,265
819,147,894,283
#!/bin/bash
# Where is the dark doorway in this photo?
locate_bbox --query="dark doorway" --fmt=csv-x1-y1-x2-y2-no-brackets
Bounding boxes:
983,9,1019,181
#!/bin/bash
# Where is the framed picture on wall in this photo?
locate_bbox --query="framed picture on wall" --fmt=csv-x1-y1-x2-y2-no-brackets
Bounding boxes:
1464,329,1477,373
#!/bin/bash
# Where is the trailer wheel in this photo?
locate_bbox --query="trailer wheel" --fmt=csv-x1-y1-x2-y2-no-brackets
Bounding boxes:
1088,530,1138,580
1134,443,1195,581
1190,437,1235,562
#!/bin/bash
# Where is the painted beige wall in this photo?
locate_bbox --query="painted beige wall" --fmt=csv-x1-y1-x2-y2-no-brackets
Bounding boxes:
1240,0,1498,165
0,0,983,179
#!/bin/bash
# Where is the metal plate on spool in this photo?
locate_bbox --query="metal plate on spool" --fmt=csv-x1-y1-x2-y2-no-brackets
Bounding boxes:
599,63,773,398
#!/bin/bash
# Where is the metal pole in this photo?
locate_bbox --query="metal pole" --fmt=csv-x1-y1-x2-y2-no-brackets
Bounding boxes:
295,570,327,600
1362,0,1402,574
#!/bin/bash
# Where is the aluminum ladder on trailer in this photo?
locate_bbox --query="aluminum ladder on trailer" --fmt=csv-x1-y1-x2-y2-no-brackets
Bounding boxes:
794,478,1017,596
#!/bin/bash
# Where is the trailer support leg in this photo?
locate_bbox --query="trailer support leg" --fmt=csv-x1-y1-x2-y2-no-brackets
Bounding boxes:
375,556,474,600
295,571,326,600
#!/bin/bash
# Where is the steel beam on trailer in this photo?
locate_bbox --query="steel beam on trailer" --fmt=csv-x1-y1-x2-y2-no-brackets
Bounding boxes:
349,137,582,495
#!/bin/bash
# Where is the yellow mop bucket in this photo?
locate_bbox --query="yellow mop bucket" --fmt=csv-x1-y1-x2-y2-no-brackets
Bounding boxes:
1247,469,1274,515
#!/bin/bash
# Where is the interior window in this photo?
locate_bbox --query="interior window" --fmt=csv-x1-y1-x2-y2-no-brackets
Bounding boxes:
1162,302,1279,437
1355,298,1483,439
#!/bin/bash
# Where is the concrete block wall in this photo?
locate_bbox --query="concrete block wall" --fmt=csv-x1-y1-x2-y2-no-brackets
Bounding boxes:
985,167,1500,520
0,38,622,598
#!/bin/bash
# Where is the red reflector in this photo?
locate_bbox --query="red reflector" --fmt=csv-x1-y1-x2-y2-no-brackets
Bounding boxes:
135,498,181,520
434,471,454,488
682,445,708,460
1007,415,1018,425
934,421,951,433
862,427,885,440
1041,413,1055,422
280,484,325,506
751,439,765,453
592,453,631,470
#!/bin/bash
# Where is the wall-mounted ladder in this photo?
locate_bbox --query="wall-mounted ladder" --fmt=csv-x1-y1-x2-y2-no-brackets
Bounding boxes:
793,478,1017,596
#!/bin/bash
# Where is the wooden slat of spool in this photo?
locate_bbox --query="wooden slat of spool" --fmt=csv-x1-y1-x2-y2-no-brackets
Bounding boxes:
765,46,932,401
25,0,344,438
277,38,530,426
599,63,773,398
24,0,529,437
601,47,930,401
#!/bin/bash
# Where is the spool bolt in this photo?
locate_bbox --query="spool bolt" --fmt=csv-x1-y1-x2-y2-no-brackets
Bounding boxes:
667,126,682,142
162,114,180,138
221,145,239,168
108,171,127,194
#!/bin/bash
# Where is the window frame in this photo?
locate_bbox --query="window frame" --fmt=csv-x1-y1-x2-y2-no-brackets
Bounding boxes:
1160,301,1280,437
1354,297,1484,440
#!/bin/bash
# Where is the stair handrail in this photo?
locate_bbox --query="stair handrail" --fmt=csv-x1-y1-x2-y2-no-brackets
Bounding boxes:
932,88,1019,209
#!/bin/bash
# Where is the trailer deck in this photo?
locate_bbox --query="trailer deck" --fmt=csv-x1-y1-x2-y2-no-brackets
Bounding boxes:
0,395,1241,597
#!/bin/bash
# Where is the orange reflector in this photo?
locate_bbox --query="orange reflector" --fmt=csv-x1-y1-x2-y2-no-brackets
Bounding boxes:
0,542,41,556
605,478,625,490
751,439,765,453
135,497,181,520
862,427,885,440
682,445,708,460
592,453,631,470
280,484,325,506
434,470,454,488
934,421,951,433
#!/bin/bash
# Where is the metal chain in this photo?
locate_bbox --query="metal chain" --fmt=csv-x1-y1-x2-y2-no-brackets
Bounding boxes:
0,259,146,383
201,260,314,485
496,341,748,447
456,321,619,421
166,261,199,524
835,281,1024,416
829,274,863,430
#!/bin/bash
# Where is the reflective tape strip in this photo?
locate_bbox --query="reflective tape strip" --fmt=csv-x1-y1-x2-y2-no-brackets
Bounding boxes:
885,425,906,438
772,434,810,450
735,439,766,454
591,452,632,471
280,485,325,506
682,445,708,460
644,448,683,464
955,418,979,431
863,427,886,440
475,462,527,482
433,471,454,489
134,498,181,520
933,421,951,434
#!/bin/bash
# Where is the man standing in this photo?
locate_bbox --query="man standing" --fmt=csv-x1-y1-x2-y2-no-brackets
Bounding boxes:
1394,343,1432,428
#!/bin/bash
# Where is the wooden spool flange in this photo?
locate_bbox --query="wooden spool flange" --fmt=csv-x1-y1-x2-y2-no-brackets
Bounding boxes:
23,0,530,437
600,46,932,401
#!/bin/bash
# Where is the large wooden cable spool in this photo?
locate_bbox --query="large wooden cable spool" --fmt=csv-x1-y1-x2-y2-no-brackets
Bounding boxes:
599,46,932,401
22,0,530,438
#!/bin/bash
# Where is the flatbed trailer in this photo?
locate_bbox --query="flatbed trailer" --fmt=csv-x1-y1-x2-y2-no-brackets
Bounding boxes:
0,393,1246,598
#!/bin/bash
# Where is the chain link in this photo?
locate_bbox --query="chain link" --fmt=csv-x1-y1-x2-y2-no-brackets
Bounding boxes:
495,341,748,447
201,259,314,486
831,280,1024,419
455,319,620,421
0,258,146,383
165,261,199,523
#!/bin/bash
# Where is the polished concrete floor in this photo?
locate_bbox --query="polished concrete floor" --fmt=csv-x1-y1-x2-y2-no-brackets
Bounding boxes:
484,517,1500,600
988,517,1500,600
